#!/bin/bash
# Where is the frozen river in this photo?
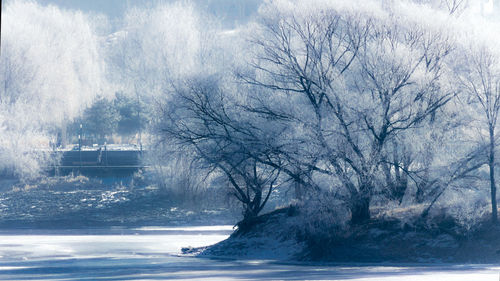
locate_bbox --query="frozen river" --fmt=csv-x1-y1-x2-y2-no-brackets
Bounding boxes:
0,226,498,280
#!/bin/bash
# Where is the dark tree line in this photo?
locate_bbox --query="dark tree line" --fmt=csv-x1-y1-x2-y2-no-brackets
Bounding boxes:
69,93,150,144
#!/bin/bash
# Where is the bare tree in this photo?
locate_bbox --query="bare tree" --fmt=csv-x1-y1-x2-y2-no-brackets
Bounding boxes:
157,75,282,224
457,45,500,223
442,0,469,15
413,0,469,15
246,5,454,223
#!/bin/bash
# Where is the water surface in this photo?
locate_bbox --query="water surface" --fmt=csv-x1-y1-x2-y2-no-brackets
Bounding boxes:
0,226,498,280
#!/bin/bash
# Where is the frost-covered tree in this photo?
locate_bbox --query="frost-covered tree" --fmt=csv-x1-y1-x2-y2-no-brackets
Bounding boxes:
106,1,222,102
244,0,455,223
457,44,500,223
158,75,282,223
0,0,106,179
415,0,469,15
105,1,226,150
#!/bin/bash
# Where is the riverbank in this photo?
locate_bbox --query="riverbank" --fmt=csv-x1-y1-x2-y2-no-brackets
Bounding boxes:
0,175,238,229
198,206,500,263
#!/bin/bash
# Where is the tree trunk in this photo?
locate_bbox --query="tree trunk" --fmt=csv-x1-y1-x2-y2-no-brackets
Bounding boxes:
243,189,262,222
489,126,498,224
238,192,263,233
294,180,304,200
350,193,370,224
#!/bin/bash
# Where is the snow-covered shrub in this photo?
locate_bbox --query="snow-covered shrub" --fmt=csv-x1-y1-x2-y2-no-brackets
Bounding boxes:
430,188,490,233
0,121,52,181
142,145,226,209
292,192,350,242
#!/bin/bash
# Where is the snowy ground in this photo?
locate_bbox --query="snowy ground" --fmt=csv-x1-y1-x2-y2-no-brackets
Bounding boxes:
0,226,499,280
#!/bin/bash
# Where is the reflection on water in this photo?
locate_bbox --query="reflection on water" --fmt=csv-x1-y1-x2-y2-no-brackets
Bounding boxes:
0,227,498,280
